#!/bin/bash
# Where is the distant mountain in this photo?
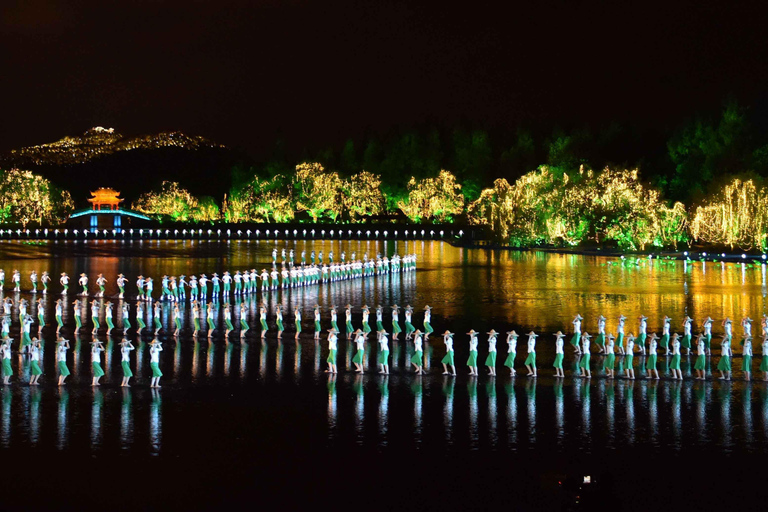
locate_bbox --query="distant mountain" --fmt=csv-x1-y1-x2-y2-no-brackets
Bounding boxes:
0,127,251,206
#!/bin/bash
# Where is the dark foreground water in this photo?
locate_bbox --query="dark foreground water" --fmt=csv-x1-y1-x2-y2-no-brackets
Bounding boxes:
1,240,768,511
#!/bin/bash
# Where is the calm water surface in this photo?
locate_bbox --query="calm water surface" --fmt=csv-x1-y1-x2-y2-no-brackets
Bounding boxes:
1,240,766,511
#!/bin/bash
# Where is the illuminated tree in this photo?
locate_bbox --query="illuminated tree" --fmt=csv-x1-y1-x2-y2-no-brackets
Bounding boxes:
398,170,465,223
691,177,768,250
191,196,221,222
343,170,384,219
132,181,198,221
227,174,295,223
292,162,343,221
0,168,74,226
468,178,514,242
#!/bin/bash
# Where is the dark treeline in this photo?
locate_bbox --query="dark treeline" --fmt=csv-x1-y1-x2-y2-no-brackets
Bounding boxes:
231,98,768,206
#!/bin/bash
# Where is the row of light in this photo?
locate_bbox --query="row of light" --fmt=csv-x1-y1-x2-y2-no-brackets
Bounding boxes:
0,228,461,239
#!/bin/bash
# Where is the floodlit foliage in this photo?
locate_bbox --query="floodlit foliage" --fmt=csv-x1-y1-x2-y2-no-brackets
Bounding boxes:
0,168,74,226
293,162,343,221
469,167,689,250
191,196,221,222
226,174,295,223
343,170,384,219
691,178,768,250
132,181,199,221
398,170,465,222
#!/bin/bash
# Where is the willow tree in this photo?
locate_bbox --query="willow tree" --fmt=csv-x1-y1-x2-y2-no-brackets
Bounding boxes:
132,181,198,221
691,177,768,250
398,170,465,222
227,174,294,223
293,162,343,222
0,168,74,226
343,170,384,220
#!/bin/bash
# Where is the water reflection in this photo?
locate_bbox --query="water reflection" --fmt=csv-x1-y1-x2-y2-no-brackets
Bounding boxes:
442,377,454,446
525,379,536,445
468,378,478,449
150,389,162,455
1,389,10,448
327,375,337,441
120,388,133,451
91,389,103,451
353,375,364,445
377,377,389,446
57,388,69,450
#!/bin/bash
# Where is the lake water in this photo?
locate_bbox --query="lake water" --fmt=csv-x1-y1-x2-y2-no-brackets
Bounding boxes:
1,240,767,511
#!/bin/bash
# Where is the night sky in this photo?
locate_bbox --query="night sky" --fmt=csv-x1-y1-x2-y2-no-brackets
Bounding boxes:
2,0,767,155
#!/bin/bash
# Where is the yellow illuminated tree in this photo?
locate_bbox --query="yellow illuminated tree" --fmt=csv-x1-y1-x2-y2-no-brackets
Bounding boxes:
226,174,295,223
293,162,343,222
0,168,74,226
343,170,384,220
132,181,198,221
691,177,768,250
398,170,465,222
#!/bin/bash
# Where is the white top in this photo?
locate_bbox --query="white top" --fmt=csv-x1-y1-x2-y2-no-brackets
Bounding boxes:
121,344,134,361
57,345,67,362
379,335,389,351
744,321,752,337
639,318,647,335
295,311,302,322
598,318,606,334
355,334,365,351
617,318,625,335
721,339,731,357
605,339,614,355
527,335,536,353
743,340,752,356
91,345,103,362
555,336,563,354
424,310,431,323
405,311,412,322
30,346,39,362
663,319,670,335
762,339,768,356
704,320,712,335
725,322,732,337
469,334,478,352
671,338,680,355
315,310,320,322
573,318,581,334
328,333,337,351
444,335,454,352
582,337,590,353
506,334,517,353
626,337,634,353
150,344,163,363
684,319,692,336
376,310,382,322
414,335,422,352
697,338,705,356
488,335,497,353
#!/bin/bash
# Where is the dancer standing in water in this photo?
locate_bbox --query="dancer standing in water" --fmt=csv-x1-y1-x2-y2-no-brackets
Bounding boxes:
136,301,146,334
60,272,69,295
391,305,401,340
78,273,88,296
56,338,70,386
0,338,11,385
553,331,565,378
29,338,43,385
191,301,200,337
55,299,64,334
259,304,268,339
682,316,693,355
222,303,233,339
361,305,371,335
375,305,384,333
121,302,130,335
616,316,626,355
136,275,144,301
72,299,82,334
637,315,648,355
466,329,479,376
149,339,163,388
105,301,114,335
153,301,162,335
36,298,45,333
604,333,616,379
410,329,424,375
90,300,101,335
404,305,415,340
718,334,732,380
524,331,538,377
441,330,456,376
116,274,127,299
344,305,354,340
206,302,216,339
571,314,582,355
595,315,606,353
703,316,714,356
660,316,671,355
693,334,707,380
761,333,768,382
120,339,134,387
646,333,660,380
91,339,105,386
742,336,753,381
240,302,249,339
423,306,433,340
95,274,107,298
625,334,635,379
173,302,182,338
504,330,518,376
314,305,321,340
325,328,338,374
378,329,390,375
352,329,366,373
578,332,592,378
293,306,302,340
485,329,498,376
41,271,50,294
276,305,285,339
670,333,683,380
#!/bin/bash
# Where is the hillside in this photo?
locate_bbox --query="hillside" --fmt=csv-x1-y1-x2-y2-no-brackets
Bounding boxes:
0,127,249,205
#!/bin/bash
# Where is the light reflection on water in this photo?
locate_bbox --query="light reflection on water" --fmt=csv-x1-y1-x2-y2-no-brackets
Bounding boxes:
0,241,767,458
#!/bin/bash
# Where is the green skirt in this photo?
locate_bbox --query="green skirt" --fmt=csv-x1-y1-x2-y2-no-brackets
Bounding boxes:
92,362,105,377
277,319,284,331
704,334,712,350
326,349,337,364
208,318,216,330
362,321,371,333
660,334,669,348
378,349,389,365
331,321,339,332
123,318,131,330
760,356,768,372
38,315,45,328
467,350,478,366
75,316,82,328
604,353,615,370
194,318,200,331
153,318,161,329
1,358,11,376
315,321,321,332
579,353,590,369
553,353,564,369
625,354,633,369
681,335,691,349
485,352,496,367
137,318,146,329
405,321,415,333
424,321,434,334
56,314,63,327
225,319,234,330
694,354,706,370
30,361,42,376
376,321,384,331
637,333,646,346
150,362,163,377
717,355,731,372
295,320,301,333
670,354,681,370
410,349,423,365
345,321,353,333
503,352,516,368
646,354,657,370
58,361,70,376
260,319,268,331
353,349,364,364
595,333,605,348
743,355,752,372
92,319,100,329
524,352,536,366
570,333,580,347
441,351,455,365
106,318,114,329
122,361,133,377
241,319,249,331
392,321,401,334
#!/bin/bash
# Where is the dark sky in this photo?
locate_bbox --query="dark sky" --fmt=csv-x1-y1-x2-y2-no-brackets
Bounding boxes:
1,0,767,156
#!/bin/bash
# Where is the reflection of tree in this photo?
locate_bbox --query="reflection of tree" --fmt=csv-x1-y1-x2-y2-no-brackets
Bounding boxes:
398,171,465,223
0,168,74,226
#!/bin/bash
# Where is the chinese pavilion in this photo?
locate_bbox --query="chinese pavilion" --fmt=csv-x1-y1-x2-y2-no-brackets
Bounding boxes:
68,187,151,233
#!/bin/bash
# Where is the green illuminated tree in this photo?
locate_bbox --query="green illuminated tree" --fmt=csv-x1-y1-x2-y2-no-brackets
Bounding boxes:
0,168,74,226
